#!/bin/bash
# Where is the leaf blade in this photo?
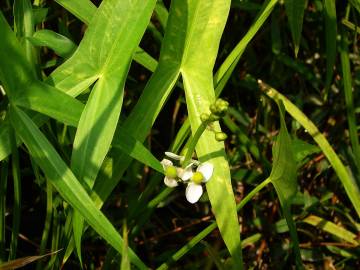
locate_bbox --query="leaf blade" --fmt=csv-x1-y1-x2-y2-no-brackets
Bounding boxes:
9,106,147,270
284,0,306,56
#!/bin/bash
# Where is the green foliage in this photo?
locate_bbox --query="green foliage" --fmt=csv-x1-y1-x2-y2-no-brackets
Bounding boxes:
1,0,360,269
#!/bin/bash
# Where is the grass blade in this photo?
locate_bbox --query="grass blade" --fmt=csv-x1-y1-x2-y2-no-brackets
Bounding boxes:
9,106,147,269
214,0,278,95
0,11,36,98
323,0,337,100
13,0,37,72
340,29,360,170
284,0,306,56
303,215,359,246
0,250,61,270
8,129,21,260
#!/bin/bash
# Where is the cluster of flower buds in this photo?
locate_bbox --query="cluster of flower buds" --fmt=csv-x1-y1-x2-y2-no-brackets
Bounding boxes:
200,98,229,142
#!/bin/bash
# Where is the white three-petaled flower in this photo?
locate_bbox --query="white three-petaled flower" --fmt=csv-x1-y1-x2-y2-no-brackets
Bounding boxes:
184,163,214,204
161,158,195,187
161,152,214,204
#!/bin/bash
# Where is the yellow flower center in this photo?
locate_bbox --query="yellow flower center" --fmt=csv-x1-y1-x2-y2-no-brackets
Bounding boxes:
191,172,204,184
165,166,177,178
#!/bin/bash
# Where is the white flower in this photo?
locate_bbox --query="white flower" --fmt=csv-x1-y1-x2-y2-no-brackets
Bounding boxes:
161,159,179,187
185,163,214,203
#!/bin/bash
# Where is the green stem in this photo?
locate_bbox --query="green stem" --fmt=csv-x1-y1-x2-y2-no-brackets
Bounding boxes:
236,178,271,211
183,121,208,166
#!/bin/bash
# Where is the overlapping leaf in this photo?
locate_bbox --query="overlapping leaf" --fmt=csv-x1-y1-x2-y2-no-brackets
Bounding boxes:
9,106,147,269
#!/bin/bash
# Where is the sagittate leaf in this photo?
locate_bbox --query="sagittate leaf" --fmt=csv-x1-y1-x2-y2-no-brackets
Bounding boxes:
269,101,303,268
66,0,156,263
284,0,306,56
259,80,360,219
9,106,147,270
179,0,243,267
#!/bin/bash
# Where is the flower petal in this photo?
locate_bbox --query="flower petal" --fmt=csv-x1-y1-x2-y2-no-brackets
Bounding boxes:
197,162,214,182
185,183,203,203
178,164,193,181
165,152,184,161
164,176,178,187
160,159,173,170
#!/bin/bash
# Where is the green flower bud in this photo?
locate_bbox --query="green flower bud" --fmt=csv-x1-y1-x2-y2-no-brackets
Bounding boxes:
165,166,178,178
209,98,229,118
200,113,210,122
191,171,204,184
208,114,220,121
209,103,218,114
215,132,228,141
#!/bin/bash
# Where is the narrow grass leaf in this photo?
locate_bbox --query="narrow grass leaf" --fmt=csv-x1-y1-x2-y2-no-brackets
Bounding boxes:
154,1,168,30
284,0,306,56
269,102,303,268
0,11,36,99
340,30,360,170
214,0,278,95
303,215,359,246
0,250,61,270
9,106,147,270
29,30,76,58
8,129,21,260
13,0,37,71
323,0,337,100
